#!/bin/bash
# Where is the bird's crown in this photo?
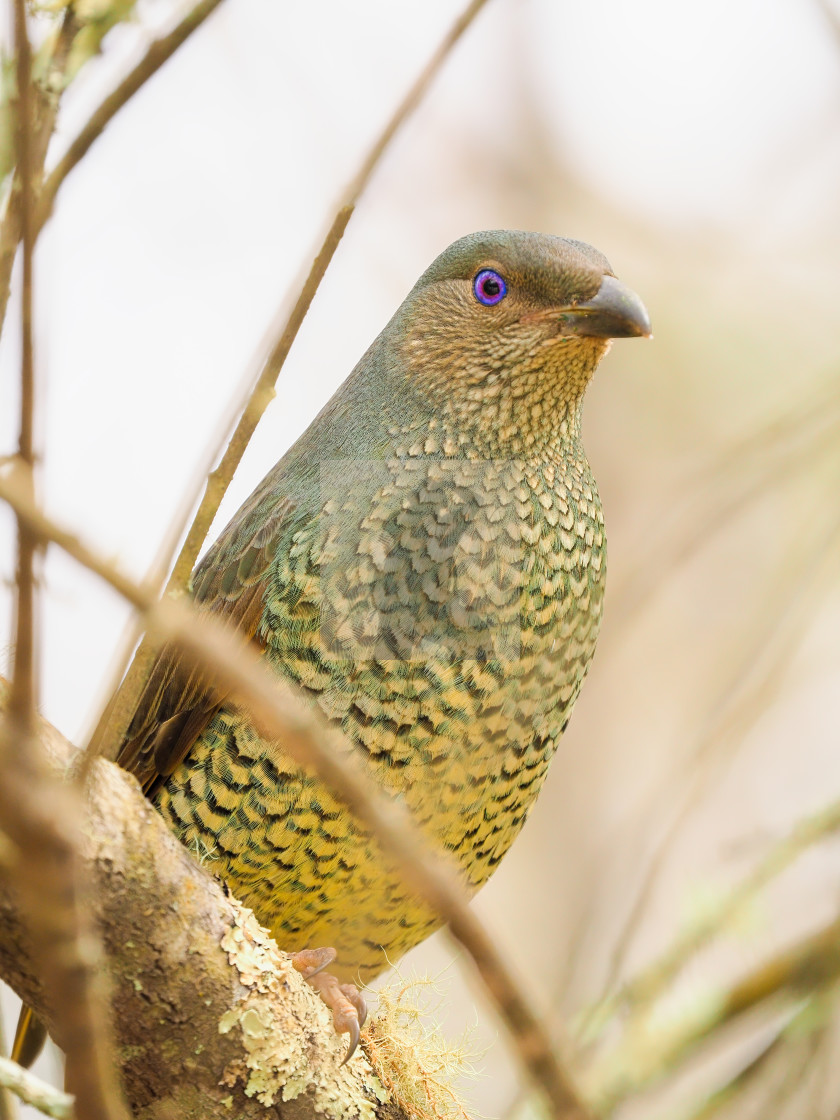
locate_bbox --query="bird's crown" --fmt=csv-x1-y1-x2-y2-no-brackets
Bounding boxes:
385,230,649,455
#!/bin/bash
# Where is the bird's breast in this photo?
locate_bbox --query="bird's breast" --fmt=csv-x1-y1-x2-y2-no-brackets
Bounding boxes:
154,449,607,972
260,451,606,876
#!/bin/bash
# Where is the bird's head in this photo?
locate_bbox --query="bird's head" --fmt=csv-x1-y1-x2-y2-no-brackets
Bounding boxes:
390,230,650,453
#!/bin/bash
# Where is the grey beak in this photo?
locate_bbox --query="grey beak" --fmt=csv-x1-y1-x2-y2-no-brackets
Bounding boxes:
558,274,652,339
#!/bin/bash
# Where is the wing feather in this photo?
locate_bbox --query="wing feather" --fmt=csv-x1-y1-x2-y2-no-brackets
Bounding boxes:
117,493,296,795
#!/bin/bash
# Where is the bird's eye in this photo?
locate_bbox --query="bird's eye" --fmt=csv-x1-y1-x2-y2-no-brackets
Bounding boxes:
473,269,507,306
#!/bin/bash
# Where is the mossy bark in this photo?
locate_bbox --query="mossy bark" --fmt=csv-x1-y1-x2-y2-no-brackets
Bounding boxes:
0,710,396,1119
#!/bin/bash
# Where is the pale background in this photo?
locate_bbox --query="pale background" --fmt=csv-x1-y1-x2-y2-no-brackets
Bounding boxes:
1,0,840,1116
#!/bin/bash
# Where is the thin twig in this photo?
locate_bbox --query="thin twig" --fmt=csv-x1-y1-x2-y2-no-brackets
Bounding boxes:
619,797,840,1015
0,1056,72,1120
8,0,37,729
87,0,493,763
168,0,493,604
567,506,840,1020
76,336,267,756
0,8,77,339
585,916,840,1113
0,465,591,1120
675,1002,827,1120
34,0,227,233
609,389,840,632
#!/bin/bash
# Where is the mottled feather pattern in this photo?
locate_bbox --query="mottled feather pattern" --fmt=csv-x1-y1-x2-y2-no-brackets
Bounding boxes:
116,231,648,982
152,443,605,978
120,491,296,791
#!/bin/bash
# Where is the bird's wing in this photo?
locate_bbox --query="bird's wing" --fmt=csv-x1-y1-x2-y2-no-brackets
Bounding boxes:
116,491,296,795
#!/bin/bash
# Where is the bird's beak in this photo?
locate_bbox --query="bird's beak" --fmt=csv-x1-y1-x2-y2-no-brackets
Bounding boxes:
557,275,651,339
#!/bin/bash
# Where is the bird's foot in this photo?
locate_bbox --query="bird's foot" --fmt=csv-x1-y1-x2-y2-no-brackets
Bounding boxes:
291,947,367,1063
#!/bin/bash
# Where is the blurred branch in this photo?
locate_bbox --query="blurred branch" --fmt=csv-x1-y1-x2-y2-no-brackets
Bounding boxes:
0,463,592,1120
566,506,840,1024
617,796,840,1019
595,521,840,992
814,0,840,52
87,0,492,768
676,999,829,1120
602,511,840,995
585,915,840,1113
678,1034,785,1120
610,378,840,631
573,794,840,1109
35,0,227,234
0,1057,72,1120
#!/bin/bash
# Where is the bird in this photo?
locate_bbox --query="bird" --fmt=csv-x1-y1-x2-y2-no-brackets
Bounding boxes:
14,230,650,1067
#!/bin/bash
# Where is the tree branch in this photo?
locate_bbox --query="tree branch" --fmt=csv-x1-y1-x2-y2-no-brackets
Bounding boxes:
0,689,401,1120
0,1057,72,1120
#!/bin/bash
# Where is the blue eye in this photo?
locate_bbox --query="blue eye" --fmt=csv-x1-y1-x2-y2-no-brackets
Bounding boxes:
473,269,507,306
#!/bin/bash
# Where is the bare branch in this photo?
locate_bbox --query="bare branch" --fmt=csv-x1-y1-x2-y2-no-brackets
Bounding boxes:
86,0,494,763
0,697,406,1119
0,464,592,1120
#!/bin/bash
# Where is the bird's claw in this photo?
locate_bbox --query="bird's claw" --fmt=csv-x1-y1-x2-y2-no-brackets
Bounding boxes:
291,948,367,1064
341,983,368,1028
290,945,336,980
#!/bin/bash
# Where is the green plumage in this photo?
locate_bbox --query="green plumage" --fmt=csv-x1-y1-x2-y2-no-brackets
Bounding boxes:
120,230,650,981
